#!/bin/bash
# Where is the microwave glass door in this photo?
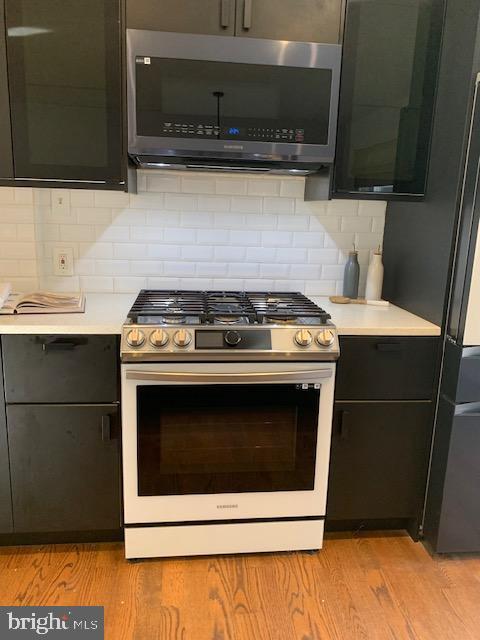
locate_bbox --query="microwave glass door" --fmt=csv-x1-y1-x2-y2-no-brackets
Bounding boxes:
134,57,332,145
136,383,320,496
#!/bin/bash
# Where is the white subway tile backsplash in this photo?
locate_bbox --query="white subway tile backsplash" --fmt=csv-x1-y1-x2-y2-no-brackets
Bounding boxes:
215,177,248,196
94,190,129,208
247,179,280,197
164,228,196,244
146,173,181,193
264,197,295,215
279,179,305,199
113,244,148,259
262,231,293,247
95,260,130,276
0,175,386,294
359,200,386,217
164,193,197,211
231,196,263,213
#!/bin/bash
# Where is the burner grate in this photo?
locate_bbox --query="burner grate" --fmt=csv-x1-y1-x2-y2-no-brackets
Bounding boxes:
128,290,331,325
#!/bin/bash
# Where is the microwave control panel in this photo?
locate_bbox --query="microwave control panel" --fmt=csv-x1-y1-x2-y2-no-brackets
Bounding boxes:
160,122,305,143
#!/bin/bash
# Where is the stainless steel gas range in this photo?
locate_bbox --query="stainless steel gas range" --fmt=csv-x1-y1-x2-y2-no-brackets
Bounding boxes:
120,290,339,559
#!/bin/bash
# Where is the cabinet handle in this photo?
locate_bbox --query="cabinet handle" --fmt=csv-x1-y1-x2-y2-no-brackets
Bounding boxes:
220,0,230,28
376,342,402,352
40,337,86,352
243,0,252,29
338,410,350,440
101,415,112,441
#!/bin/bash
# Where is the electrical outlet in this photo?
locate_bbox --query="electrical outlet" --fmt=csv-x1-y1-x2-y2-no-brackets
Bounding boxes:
53,247,74,276
51,189,71,216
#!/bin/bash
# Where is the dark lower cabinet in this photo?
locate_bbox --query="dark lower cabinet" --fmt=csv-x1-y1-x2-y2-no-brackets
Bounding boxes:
7,404,121,534
327,401,433,523
0,349,13,534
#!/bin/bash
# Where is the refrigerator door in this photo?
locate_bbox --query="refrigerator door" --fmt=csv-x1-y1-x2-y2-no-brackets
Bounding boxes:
448,72,480,345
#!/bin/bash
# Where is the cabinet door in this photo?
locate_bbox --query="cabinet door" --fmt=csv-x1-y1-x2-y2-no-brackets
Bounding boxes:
235,0,343,43
334,0,444,198
127,0,236,35
0,347,13,533
0,1,13,180
5,0,123,186
327,401,433,520
7,404,121,533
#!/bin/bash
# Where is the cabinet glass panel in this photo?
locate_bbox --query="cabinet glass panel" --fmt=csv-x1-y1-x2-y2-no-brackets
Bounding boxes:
334,0,443,197
5,0,122,183
137,384,319,496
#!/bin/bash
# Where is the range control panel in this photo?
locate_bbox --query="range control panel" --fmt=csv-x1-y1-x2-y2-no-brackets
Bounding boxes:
160,122,305,143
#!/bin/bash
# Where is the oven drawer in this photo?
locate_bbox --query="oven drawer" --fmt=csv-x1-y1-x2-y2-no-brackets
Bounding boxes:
2,335,118,403
335,336,440,401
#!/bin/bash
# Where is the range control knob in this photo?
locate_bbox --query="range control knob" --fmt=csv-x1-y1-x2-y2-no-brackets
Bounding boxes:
126,328,145,348
150,329,169,348
316,329,335,347
294,329,312,347
173,329,192,348
225,330,241,346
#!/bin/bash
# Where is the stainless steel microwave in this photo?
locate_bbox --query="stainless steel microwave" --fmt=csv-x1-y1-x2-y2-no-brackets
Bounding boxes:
127,29,342,174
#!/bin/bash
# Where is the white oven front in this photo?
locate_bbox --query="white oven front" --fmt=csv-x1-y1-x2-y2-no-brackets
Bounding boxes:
121,361,335,528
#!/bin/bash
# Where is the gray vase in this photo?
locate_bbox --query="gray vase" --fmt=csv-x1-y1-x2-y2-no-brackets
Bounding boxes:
343,250,360,299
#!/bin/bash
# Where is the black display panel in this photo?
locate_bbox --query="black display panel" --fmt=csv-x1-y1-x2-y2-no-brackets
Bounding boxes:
137,384,319,496
135,57,332,144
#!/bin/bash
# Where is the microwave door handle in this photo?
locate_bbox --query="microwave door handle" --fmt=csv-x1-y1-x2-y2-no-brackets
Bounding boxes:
220,0,230,28
125,370,332,383
243,0,252,29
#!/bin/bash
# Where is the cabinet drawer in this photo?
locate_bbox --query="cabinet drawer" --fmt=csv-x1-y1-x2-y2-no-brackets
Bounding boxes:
335,336,439,400
2,335,118,403
7,404,121,533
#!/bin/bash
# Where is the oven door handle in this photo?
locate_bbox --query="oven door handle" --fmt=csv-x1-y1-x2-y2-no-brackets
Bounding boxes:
125,369,333,383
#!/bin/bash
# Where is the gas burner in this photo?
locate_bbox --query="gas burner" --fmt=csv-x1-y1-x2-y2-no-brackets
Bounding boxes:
161,315,186,325
264,315,298,325
214,315,248,325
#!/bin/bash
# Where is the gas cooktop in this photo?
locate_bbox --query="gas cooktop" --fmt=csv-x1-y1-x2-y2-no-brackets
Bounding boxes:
121,290,339,362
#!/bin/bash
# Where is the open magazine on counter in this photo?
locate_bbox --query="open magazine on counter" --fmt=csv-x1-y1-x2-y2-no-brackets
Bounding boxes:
0,289,85,315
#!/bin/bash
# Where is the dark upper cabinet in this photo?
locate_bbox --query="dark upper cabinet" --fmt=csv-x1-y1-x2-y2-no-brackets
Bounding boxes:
7,404,121,533
4,0,124,187
334,0,444,199
127,0,236,35
0,1,13,180
0,347,13,534
234,0,344,44
127,0,343,43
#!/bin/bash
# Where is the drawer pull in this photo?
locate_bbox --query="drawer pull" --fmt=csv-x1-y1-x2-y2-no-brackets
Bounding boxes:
339,410,350,440
40,337,86,352
101,415,112,441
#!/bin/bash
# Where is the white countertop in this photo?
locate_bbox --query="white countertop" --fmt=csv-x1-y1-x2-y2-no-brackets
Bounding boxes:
0,293,441,337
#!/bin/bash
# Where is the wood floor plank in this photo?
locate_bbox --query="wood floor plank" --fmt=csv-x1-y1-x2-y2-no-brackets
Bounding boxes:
0,533,479,640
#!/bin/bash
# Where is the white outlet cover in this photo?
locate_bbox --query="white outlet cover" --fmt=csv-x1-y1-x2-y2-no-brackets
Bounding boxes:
51,189,71,216
53,247,74,277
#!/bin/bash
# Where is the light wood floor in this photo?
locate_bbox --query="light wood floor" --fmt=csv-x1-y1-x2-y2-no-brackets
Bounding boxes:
0,532,479,640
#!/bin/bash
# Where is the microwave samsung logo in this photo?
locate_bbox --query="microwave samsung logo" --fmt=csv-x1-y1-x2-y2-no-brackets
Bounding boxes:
217,504,239,509
223,144,244,150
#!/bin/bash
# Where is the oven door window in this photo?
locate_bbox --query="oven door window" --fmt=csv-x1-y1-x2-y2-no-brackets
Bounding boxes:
135,57,332,145
137,384,320,496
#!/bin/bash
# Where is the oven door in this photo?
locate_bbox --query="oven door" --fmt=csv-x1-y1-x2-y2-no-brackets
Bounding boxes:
127,29,341,164
121,362,335,524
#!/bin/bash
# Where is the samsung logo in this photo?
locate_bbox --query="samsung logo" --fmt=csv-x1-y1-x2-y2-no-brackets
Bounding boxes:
223,144,244,150
217,504,239,509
